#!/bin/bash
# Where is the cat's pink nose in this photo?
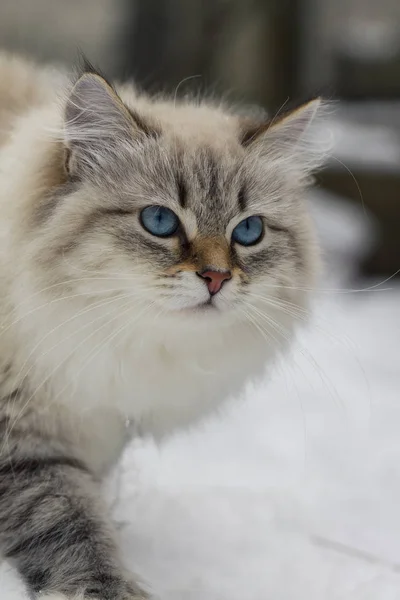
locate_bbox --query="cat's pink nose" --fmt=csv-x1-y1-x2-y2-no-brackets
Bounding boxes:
197,269,232,295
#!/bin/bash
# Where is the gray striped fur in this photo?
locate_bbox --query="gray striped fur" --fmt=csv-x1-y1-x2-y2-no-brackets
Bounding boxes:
0,387,148,599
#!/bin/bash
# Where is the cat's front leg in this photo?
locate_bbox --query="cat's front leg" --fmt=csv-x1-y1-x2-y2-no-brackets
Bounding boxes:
0,420,149,599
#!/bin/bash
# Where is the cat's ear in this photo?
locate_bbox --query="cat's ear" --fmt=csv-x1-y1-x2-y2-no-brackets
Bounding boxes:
64,73,153,178
241,99,330,177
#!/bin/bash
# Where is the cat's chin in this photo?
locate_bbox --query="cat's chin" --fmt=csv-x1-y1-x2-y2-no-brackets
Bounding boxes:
168,300,238,327
189,298,216,309
177,302,218,315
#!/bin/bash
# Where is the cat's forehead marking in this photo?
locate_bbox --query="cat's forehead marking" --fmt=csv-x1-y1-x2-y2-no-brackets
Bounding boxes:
194,147,220,199
174,143,243,228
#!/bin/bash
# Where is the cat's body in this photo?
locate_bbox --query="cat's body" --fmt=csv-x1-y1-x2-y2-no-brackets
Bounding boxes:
0,53,327,599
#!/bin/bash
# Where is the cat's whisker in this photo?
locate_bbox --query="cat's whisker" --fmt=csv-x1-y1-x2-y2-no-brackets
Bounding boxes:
247,292,373,415
2,296,138,450
253,277,398,295
246,304,335,420
236,304,283,350
241,308,308,413
330,154,366,216
60,259,152,279
2,299,134,455
0,281,158,341
115,301,165,351
5,291,143,411
246,293,310,321
247,302,344,411
59,301,158,409
246,303,293,349
248,290,365,358
173,75,202,107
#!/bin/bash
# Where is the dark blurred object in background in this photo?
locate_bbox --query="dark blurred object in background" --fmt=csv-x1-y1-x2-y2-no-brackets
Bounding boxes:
300,0,400,100
0,0,399,277
334,23,400,100
126,0,300,110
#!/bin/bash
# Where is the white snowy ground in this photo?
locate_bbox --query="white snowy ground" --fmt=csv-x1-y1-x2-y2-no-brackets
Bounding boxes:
1,191,399,599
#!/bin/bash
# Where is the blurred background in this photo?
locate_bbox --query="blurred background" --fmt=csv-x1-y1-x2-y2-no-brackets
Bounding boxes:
0,0,399,276
1,4,400,599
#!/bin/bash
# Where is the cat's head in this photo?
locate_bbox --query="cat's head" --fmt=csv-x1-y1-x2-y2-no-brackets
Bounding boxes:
32,71,329,338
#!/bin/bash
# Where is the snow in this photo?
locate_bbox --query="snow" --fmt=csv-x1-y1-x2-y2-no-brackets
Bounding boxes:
324,102,400,173
2,191,399,599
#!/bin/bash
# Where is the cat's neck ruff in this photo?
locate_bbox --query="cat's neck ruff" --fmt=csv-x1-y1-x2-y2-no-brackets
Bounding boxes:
26,298,277,437
18,300,279,472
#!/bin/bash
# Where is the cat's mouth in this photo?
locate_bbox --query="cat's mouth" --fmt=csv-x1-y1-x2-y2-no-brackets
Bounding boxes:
190,302,216,312
179,297,218,314
197,300,216,311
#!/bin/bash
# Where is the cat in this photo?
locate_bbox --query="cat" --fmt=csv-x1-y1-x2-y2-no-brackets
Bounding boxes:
0,53,328,600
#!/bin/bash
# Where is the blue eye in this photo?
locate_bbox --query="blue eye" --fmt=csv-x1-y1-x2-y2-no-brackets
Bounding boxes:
232,216,263,246
140,206,179,237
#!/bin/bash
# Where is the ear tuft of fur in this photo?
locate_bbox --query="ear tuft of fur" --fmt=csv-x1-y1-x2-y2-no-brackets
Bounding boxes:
65,73,133,140
64,72,149,178
64,66,160,179
241,98,333,180
76,50,108,83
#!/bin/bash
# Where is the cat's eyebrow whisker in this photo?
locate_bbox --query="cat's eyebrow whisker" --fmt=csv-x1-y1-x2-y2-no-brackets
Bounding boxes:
173,75,202,107
329,154,366,216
